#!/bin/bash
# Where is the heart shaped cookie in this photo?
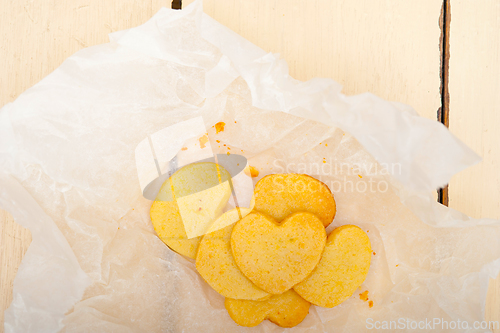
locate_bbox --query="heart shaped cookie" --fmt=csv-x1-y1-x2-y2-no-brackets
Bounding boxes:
196,208,270,300
294,225,371,307
253,174,336,227
231,211,326,294
150,162,232,259
150,200,201,259
225,289,310,328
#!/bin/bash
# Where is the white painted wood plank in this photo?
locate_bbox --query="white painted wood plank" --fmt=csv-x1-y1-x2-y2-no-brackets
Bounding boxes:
185,0,443,121
448,1,500,329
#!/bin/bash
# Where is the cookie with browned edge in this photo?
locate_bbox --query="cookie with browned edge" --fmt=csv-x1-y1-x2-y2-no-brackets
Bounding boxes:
253,174,336,227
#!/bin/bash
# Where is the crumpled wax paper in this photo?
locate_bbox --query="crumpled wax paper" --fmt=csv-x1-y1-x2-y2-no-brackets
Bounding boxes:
1,1,500,332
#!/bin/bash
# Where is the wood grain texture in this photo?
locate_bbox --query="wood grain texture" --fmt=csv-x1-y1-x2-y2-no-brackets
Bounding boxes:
0,0,497,331
448,0,500,220
0,212,31,333
0,2,170,332
186,0,442,121
0,0,168,106
448,1,500,330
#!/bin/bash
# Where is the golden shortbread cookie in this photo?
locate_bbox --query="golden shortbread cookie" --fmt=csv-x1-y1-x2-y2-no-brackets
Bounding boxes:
253,174,336,227
196,208,270,300
231,211,326,294
150,162,231,259
150,200,201,259
225,289,310,327
294,225,371,307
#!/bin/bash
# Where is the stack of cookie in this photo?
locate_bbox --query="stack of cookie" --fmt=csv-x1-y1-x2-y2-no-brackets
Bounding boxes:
151,166,371,328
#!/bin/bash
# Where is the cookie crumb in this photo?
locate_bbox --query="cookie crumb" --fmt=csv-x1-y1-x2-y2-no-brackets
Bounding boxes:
199,135,209,148
215,122,225,134
245,166,259,178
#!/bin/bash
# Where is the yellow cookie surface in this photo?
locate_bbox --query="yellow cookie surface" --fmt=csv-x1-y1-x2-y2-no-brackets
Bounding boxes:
231,211,326,294
196,208,270,300
150,162,231,259
150,200,201,259
294,225,371,308
225,289,310,328
253,174,336,227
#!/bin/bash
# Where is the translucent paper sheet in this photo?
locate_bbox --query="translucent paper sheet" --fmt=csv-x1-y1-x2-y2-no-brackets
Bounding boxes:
1,1,499,332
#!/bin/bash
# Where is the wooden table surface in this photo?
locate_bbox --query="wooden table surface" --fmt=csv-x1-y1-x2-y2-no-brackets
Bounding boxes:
1,0,499,331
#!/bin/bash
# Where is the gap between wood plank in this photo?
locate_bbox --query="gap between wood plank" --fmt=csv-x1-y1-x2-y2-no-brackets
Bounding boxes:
172,0,182,9
438,0,451,206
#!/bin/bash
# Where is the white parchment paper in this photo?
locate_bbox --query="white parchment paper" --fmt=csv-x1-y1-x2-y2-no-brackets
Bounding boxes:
1,1,499,332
